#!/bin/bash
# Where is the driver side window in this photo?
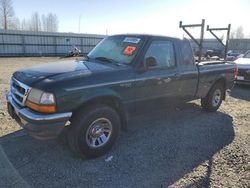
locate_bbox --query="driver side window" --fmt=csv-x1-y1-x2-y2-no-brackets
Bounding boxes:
145,40,175,68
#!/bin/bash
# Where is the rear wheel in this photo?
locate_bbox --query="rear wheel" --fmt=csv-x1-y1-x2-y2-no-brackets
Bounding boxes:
68,104,121,158
201,83,224,112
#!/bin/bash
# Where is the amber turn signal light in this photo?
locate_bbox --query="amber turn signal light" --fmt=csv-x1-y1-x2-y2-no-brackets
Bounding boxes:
26,100,56,113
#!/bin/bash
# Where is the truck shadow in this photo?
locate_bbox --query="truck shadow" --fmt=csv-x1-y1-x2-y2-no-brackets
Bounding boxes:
230,85,250,101
0,103,234,188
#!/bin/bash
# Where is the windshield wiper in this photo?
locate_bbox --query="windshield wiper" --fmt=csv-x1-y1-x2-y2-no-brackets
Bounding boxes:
94,57,124,66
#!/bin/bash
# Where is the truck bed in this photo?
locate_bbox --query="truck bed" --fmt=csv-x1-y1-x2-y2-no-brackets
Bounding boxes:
195,61,235,98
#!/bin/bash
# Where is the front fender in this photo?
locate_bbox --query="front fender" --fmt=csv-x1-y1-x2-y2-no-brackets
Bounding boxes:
79,87,122,105
57,87,122,112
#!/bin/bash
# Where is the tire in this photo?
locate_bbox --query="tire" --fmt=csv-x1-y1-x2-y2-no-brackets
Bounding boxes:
201,82,224,112
68,104,121,158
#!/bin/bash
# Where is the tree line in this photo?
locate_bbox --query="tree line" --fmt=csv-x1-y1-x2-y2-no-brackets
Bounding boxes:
0,0,58,32
0,0,249,37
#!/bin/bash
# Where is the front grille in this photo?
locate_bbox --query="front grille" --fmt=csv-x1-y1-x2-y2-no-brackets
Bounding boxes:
10,78,31,107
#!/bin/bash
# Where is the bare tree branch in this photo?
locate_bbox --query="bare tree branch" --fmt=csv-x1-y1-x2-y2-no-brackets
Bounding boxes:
236,26,244,39
46,13,58,32
0,1,59,32
30,12,41,31
0,0,14,29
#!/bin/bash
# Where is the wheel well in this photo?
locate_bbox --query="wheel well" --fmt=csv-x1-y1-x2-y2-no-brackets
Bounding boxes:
72,96,127,130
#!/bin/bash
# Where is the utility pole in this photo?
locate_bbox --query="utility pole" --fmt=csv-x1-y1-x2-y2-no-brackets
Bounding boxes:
78,15,81,33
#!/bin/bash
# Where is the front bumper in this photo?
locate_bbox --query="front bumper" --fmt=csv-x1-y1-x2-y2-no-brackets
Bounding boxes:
6,93,72,139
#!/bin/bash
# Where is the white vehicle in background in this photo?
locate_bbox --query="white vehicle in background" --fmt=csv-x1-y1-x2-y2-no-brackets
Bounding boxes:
234,50,250,85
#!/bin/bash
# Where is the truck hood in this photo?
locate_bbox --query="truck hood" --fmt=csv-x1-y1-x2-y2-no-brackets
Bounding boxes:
13,59,113,85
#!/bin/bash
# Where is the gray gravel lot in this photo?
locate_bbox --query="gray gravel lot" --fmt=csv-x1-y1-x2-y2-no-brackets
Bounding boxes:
0,58,249,188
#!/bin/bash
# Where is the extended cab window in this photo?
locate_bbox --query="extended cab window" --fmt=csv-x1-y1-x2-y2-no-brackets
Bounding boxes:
181,39,195,66
145,40,175,68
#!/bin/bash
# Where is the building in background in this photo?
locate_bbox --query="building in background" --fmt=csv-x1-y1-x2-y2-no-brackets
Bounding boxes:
0,29,104,56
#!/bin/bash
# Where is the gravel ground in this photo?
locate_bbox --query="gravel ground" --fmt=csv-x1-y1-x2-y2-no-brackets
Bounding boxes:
0,57,249,188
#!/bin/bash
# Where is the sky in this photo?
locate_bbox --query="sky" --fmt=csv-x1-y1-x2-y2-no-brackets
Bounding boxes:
13,0,250,38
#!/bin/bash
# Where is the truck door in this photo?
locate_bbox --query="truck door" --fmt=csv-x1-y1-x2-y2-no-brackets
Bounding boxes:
134,39,182,113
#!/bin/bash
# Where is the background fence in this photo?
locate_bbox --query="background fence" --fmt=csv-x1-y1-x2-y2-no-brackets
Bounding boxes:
0,29,250,57
191,39,250,55
0,29,105,56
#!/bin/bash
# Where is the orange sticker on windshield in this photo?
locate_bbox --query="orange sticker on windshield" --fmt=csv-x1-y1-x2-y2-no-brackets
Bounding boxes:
123,46,136,56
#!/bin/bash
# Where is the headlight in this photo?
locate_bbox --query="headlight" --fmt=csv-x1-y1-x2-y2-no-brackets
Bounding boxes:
26,89,56,113
26,89,43,104
40,92,55,105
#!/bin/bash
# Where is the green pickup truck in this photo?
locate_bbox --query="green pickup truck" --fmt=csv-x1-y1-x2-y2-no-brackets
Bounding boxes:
7,34,236,158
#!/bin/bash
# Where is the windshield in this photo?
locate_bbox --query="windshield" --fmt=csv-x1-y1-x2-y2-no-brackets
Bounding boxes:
88,36,143,64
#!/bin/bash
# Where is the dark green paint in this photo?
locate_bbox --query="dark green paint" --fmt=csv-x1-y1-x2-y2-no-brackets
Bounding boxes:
12,35,235,118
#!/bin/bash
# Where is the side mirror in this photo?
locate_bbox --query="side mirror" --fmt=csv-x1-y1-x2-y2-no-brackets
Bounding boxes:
145,57,157,67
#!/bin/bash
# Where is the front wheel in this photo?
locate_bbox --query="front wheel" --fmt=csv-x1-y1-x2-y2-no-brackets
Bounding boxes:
201,83,224,112
68,105,121,158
